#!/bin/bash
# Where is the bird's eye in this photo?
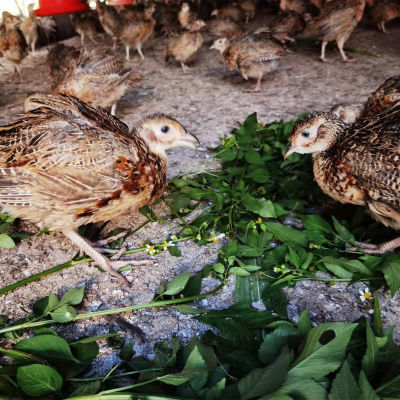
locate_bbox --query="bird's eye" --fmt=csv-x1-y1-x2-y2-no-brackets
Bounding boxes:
161,126,169,133
302,131,310,138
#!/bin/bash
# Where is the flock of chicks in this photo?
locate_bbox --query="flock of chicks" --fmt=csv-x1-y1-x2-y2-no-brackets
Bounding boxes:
0,0,399,285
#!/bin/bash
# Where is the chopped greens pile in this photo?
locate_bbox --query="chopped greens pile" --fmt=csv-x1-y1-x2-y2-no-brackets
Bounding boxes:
1,113,400,399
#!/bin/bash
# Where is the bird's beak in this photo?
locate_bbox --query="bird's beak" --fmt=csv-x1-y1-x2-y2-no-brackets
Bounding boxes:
284,141,295,160
180,130,200,150
210,44,216,50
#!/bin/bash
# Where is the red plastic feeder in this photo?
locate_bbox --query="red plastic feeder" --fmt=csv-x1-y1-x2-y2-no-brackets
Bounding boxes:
34,0,89,16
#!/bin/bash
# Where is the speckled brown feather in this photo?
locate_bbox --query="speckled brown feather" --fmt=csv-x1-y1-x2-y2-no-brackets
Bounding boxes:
47,44,141,109
268,11,306,43
0,94,167,230
0,13,27,66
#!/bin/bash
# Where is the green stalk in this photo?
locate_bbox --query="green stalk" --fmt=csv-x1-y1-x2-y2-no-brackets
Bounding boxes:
0,237,193,296
0,283,224,335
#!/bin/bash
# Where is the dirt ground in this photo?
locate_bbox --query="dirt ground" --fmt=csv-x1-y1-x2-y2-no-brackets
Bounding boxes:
1,15,400,369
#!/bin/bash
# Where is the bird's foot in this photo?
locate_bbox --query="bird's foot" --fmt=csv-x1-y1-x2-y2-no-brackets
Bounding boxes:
320,57,332,63
246,86,261,93
346,238,400,255
343,57,355,63
91,230,128,247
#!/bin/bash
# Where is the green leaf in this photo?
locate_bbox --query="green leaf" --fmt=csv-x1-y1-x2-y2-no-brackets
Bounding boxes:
242,196,277,218
59,287,85,306
361,322,378,377
303,215,332,235
290,323,357,378
213,263,225,274
247,168,270,183
270,375,328,400
50,305,77,322
70,341,99,363
0,234,15,249
381,256,400,296
321,257,372,277
15,335,79,365
182,345,208,391
359,371,380,400
33,294,59,316
230,267,251,277
297,309,312,337
245,150,265,166
169,245,182,257
157,369,205,385
329,361,361,400
119,342,135,361
17,364,63,397
67,381,101,397
265,222,307,247
163,272,191,296
239,347,291,400
216,147,237,161
332,217,355,243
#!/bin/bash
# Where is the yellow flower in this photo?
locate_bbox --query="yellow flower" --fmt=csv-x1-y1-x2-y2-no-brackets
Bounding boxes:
146,244,156,256
257,217,262,224
359,287,372,302
211,233,225,244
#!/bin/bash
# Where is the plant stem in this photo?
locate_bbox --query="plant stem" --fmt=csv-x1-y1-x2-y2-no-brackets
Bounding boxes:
0,283,225,334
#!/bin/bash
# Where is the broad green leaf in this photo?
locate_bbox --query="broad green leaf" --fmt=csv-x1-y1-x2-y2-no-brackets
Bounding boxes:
239,347,291,400
230,267,251,277
247,168,270,183
213,263,225,274
0,234,15,248
67,381,101,397
216,147,237,161
157,369,205,385
50,305,77,323
169,246,182,257
32,294,59,316
359,371,380,400
297,309,312,337
381,256,400,296
119,342,135,361
182,345,207,391
59,287,85,306
332,217,355,243
70,341,99,363
329,361,361,400
320,257,372,277
303,215,332,235
265,222,307,247
163,273,191,296
15,335,79,364
0,347,44,364
361,322,378,377
242,196,277,218
245,150,265,166
290,323,357,378
17,364,62,397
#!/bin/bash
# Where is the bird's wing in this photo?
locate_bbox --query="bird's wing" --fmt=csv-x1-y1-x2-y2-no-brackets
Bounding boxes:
343,102,400,207
0,95,148,215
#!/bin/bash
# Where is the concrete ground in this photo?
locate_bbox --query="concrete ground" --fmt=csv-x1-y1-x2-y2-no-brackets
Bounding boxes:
1,15,400,368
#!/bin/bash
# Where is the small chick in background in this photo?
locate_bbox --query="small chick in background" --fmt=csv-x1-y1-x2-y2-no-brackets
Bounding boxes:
210,32,286,92
206,18,243,41
166,19,206,72
263,11,306,43
367,0,400,33
211,4,243,23
71,11,99,45
96,0,121,49
298,0,366,62
120,3,156,60
178,2,197,29
1,94,199,286
20,3,38,53
0,11,27,80
46,43,141,116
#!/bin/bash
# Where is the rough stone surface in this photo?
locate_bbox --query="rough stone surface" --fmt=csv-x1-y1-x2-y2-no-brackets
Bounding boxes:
1,16,400,372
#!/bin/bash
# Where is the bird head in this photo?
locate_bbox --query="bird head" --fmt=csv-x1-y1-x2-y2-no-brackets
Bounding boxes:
210,37,229,52
188,19,207,32
2,12,19,30
181,2,190,11
211,9,220,17
136,114,199,157
284,112,346,159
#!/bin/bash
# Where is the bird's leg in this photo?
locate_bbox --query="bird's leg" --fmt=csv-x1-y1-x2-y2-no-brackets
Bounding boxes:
81,33,85,45
111,103,117,116
125,45,130,61
247,71,263,92
112,38,117,50
347,237,400,254
320,41,331,63
380,22,388,34
180,62,189,73
91,230,128,248
337,38,354,62
32,39,36,53
62,229,153,287
136,44,145,60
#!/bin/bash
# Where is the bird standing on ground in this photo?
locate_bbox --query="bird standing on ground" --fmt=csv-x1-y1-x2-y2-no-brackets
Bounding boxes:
0,11,27,80
96,0,121,49
298,0,366,62
210,32,286,92
71,12,98,45
285,95,400,254
120,3,156,60
367,0,400,33
46,44,141,116
0,94,199,285
260,11,306,43
166,19,206,72
20,3,38,53
178,2,197,29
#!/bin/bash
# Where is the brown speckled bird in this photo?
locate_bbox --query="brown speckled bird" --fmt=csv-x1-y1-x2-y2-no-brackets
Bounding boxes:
71,11,98,45
207,18,243,41
210,32,286,92
280,0,308,14
298,0,366,62
20,4,38,53
0,94,199,285
263,11,306,43
368,0,400,32
166,19,206,72
285,99,400,254
331,74,400,123
120,3,156,60
46,44,140,116
211,5,243,23
178,2,197,29
96,0,121,49
239,0,256,23
0,12,27,80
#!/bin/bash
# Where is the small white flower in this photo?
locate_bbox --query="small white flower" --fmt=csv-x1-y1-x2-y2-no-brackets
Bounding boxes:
273,267,280,273
146,244,156,256
211,233,225,244
171,235,178,241
359,287,372,302
162,241,174,251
